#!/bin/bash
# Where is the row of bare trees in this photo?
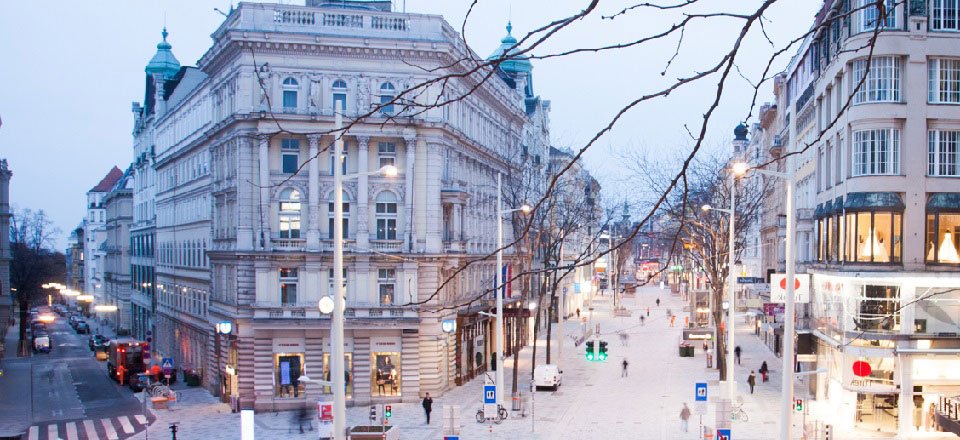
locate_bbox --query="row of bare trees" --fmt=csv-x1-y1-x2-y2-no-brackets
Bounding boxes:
8,208,64,354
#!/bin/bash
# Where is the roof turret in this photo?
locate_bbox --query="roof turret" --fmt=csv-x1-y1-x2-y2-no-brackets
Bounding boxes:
487,22,532,75
145,27,181,79
734,123,748,141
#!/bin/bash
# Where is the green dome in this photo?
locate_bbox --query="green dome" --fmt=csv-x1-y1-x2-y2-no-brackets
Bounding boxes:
487,22,532,74
145,27,180,79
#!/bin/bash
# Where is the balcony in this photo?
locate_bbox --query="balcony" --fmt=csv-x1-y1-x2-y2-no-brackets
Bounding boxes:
273,237,306,251
251,302,321,319
370,240,403,253
443,240,465,253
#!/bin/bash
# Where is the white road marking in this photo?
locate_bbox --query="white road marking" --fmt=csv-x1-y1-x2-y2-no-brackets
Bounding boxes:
27,425,39,440
83,419,98,440
66,421,79,440
134,414,147,425
47,423,58,440
100,418,119,440
118,416,135,434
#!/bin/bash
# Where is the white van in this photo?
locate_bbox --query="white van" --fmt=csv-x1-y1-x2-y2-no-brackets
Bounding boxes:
533,364,562,390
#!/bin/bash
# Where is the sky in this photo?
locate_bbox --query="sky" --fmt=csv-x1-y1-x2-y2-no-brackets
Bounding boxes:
0,0,821,250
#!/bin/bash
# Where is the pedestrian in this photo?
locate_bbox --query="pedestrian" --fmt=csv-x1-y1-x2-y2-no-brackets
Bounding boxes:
291,406,313,433
759,361,769,382
748,371,756,394
669,315,676,327
680,403,691,432
702,340,708,353
646,307,650,317
734,345,742,365
576,308,581,318
684,316,689,328
656,298,661,307
422,392,433,424
621,359,629,377
640,315,645,326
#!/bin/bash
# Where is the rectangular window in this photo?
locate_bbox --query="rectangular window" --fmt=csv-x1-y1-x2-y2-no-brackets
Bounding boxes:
282,90,297,109
372,352,401,396
852,57,901,104
333,93,347,112
380,95,394,115
378,269,396,306
931,0,960,31
274,353,304,397
327,268,348,296
281,139,300,174
330,148,348,175
853,129,900,176
926,212,960,263
375,201,398,240
280,268,298,305
377,142,396,168
327,202,349,239
859,0,898,31
928,130,960,176
929,58,960,103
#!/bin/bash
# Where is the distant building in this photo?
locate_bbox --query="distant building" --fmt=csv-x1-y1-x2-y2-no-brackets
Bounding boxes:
0,158,12,345
104,168,134,333
84,166,122,306
66,225,85,293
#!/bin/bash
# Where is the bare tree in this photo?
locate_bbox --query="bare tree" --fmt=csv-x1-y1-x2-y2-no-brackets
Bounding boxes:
9,207,63,355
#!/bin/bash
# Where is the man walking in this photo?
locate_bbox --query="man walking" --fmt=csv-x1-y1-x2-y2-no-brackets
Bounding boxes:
680,403,691,432
748,371,757,394
734,345,742,365
621,359,629,377
422,392,433,424
656,298,661,307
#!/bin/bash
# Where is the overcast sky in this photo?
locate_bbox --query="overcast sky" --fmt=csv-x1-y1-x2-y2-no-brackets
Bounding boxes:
0,0,820,250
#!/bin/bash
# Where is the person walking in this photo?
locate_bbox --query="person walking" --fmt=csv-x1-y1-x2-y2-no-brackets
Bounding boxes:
680,403,691,432
656,298,661,307
759,361,769,383
734,345,742,365
646,307,650,317
422,392,434,424
748,371,757,394
640,315,645,326
621,359,629,377
576,308,581,318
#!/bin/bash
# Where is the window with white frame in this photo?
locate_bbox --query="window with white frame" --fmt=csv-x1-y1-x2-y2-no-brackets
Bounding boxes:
327,267,347,296
859,0,898,31
282,77,298,110
332,79,347,112
852,57,901,103
853,129,900,176
377,142,396,168
929,130,960,176
378,268,396,306
330,145,348,175
281,139,300,174
328,191,350,239
280,268,298,305
278,188,302,239
931,0,960,31
379,82,396,114
929,58,960,103
375,192,398,240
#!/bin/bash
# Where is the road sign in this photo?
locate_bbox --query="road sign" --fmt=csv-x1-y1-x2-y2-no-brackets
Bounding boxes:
737,276,765,284
444,437,460,440
483,385,496,404
695,382,708,402
770,274,810,303
717,428,731,440
161,357,174,375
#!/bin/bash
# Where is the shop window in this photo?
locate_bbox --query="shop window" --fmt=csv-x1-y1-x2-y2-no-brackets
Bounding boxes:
322,353,353,398
845,210,902,263
274,353,304,398
378,269,396,306
854,285,901,332
372,352,401,396
280,268,298,305
926,212,960,263
914,288,960,334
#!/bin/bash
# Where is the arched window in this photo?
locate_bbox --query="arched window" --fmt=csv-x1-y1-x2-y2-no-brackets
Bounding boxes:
379,82,396,114
328,191,350,239
282,77,298,110
279,188,302,239
375,192,398,240
332,79,347,112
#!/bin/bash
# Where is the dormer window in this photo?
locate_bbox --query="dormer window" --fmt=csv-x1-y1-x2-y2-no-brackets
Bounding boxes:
282,77,298,110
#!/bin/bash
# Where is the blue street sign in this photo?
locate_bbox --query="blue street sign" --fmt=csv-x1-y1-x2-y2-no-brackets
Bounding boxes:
161,357,175,374
443,437,459,440
716,428,731,440
695,382,708,402
737,276,765,284
483,385,496,404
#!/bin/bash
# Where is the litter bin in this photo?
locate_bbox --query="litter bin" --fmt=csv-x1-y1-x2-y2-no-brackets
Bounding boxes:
512,391,523,411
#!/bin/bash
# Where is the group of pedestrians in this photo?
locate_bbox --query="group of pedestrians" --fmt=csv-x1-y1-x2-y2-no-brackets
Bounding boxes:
747,361,770,394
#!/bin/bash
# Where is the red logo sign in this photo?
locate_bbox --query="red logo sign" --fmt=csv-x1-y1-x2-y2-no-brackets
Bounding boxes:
319,403,333,421
852,360,872,377
779,277,801,290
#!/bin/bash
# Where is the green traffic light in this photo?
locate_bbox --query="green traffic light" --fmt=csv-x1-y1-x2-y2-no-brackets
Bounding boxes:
586,352,595,361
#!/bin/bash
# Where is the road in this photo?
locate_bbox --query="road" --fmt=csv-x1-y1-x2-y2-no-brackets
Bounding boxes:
0,314,154,439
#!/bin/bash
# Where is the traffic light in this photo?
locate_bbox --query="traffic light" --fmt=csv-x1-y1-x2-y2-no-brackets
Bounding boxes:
384,405,392,418
824,424,833,440
369,405,377,421
598,340,608,361
585,341,595,361
795,398,803,412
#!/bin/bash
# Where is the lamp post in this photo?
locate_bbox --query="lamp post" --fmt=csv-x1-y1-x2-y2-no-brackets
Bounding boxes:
701,162,747,401
327,110,398,439
494,172,530,411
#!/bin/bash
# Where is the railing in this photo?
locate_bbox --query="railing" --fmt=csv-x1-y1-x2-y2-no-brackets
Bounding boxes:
273,237,306,251
322,13,364,28
371,240,403,253
371,16,408,31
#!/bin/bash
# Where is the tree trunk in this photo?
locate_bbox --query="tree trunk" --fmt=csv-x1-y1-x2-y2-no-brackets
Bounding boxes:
18,297,30,356
712,300,728,382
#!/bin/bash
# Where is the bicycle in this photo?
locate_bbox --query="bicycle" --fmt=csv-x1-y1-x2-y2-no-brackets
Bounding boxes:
475,404,508,424
730,399,749,422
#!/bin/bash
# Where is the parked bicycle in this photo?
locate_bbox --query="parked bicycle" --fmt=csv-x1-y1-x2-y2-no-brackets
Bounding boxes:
730,397,749,422
475,404,509,424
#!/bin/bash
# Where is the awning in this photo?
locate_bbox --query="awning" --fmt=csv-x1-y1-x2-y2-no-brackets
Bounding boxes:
832,196,844,214
823,200,833,216
844,192,904,211
814,203,825,218
927,193,960,211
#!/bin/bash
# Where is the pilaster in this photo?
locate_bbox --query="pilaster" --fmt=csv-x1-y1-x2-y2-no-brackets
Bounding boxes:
403,135,416,252
356,136,370,249
257,133,272,250
307,134,322,251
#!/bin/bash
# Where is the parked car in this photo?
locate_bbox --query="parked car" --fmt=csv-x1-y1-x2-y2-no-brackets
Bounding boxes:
32,333,51,354
75,321,90,334
533,364,563,390
89,334,109,351
69,315,80,328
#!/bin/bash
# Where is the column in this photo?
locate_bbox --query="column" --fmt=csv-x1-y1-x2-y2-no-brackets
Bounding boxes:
453,203,462,246
306,135,321,251
257,133,272,250
424,143,443,253
403,136,416,252
356,136,370,249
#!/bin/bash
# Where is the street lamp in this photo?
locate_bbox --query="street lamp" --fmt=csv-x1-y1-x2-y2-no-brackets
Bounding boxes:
494,172,531,411
700,161,747,402
327,109,397,439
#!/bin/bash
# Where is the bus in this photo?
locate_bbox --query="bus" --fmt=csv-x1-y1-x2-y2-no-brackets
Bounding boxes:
106,338,146,388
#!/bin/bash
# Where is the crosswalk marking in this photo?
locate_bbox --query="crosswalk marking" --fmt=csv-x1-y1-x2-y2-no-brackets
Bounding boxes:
100,418,119,440
66,421,79,440
83,420,98,440
134,414,147,425
46,424,58,440
118,416,135,434
28,425,39,440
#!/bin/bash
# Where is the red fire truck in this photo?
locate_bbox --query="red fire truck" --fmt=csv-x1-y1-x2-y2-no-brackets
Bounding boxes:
106,338,147,389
